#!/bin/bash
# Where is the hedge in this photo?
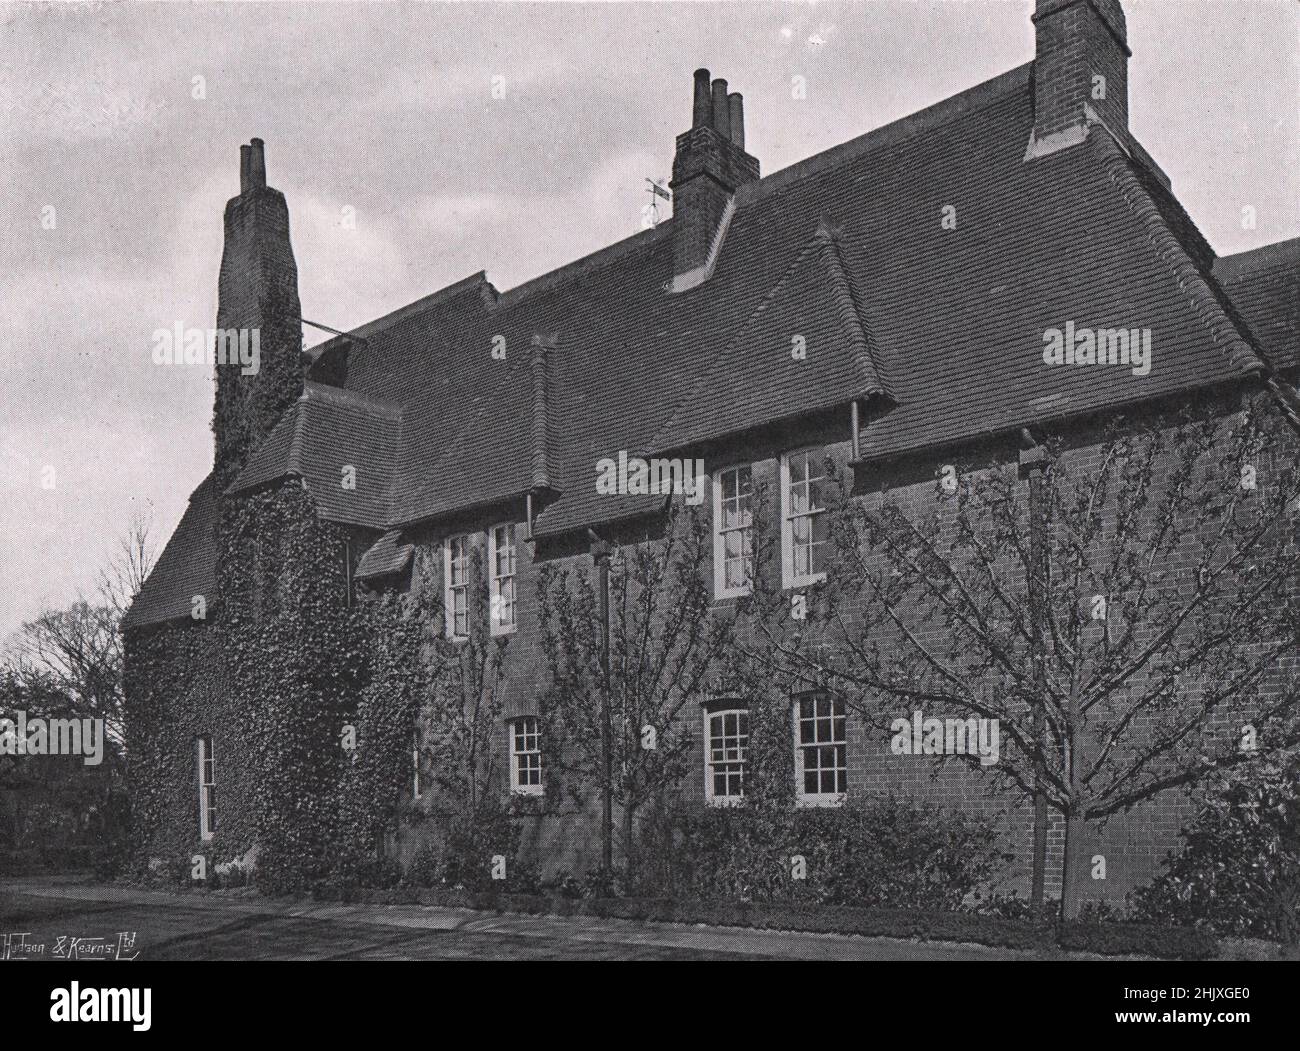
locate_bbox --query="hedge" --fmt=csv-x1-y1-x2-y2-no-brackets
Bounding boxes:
1057,921,1219,961
0,846,101,876
304,883,1217,958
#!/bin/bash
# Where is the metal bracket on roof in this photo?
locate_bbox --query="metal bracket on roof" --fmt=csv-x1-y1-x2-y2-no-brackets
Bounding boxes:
1018,427,1049,478
298,317,370,348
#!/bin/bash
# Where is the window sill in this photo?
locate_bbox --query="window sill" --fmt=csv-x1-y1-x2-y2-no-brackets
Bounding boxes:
795,793,846,808
490,624,517,638
783,573,826,590
705,795,745,808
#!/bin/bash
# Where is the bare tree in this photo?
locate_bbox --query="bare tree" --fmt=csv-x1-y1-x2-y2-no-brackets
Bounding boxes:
747,400,1300,919
4,512,157,762
536,501,738,889
418,543,511,822
98,508,156,619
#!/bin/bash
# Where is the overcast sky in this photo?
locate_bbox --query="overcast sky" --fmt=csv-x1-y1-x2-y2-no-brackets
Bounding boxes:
1,0,1296,645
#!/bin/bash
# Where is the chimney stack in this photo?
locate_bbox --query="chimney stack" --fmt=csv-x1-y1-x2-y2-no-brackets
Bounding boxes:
1029,0,1130,154
669,68,759,290
728,93,745,151
248,137,267,190
692,68,712,129
213,139,303,486
710,78,731,141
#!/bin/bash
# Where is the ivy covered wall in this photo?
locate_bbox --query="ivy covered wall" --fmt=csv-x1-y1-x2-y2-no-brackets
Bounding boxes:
125,479,426,892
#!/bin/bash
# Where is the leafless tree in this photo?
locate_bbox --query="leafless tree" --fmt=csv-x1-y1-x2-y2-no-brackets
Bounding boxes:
3,512,157,761
747,400,1300,919
536,501,739,889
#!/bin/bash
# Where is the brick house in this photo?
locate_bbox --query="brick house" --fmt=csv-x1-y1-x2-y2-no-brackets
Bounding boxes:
124,0,1299,901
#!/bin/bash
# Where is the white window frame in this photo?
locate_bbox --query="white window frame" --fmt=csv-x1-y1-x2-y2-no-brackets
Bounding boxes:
509,716,543,795
412,729,422,800
712,464,754,599
489,523,517,636
197,735,216,840
703,706,749,805
793,693,847,806
780,447,829,589
444,534,470,639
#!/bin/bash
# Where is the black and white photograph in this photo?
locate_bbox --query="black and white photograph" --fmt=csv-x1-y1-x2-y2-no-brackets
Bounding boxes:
1,0,1297,1028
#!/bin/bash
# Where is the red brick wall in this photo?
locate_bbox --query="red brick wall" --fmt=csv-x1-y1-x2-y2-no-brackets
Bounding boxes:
1033,0,1129,140
393,394,1298,905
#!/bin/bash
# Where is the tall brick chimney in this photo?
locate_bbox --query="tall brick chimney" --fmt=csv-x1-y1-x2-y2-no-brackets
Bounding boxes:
212,138,303,487
1029,0,1130,154
668,68,758,292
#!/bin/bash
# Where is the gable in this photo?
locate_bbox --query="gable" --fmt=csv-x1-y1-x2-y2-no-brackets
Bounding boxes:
123,473,219,631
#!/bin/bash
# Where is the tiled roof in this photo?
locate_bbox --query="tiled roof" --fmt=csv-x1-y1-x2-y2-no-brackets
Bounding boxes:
648,222,891,455
122,472,219,631
128,60,1290,628
227,381,401,529
1213,238,1300,373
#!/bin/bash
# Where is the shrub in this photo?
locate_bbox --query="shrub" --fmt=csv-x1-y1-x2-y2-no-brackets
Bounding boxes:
1130,754,1300,945
402,798,535,893
403,843,441,889
1077,899,1124,924
1057,921,1218,960
969,890,1059,924
639,794,1012,909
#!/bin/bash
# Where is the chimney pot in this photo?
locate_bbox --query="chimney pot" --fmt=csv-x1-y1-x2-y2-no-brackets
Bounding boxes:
248,138,267,190
728,92,745,150
710,79,731,140
239,144,251,194
692,68,712,129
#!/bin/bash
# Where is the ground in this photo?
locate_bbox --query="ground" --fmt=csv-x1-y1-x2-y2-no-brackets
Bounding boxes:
0,878,1048,961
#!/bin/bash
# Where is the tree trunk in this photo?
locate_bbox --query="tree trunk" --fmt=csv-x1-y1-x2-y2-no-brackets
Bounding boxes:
1031,717,1048,907
596,549,614,875
621,803,636,893
1059,807,1085,920
1025,453,1051,906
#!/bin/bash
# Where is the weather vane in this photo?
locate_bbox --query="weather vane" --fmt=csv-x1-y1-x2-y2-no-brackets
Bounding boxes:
644,178,671,228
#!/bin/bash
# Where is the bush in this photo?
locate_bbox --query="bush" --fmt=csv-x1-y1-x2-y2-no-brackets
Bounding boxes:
639,794,1012,909
1077,899,1124,924
969,890,1059,923
1,845,105,876
401,798,536,894
403,843,441,889
1057,921,1218,960
1130,755,1300,945
544,870,586,900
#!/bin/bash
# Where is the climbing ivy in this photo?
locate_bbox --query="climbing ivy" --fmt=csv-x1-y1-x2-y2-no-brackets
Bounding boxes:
124,480,437,892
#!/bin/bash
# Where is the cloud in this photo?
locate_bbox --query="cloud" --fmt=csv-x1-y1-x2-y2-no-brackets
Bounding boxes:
1,78,169,142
